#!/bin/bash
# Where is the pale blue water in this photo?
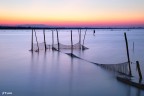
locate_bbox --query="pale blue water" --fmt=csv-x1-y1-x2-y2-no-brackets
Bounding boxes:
0,29,144,96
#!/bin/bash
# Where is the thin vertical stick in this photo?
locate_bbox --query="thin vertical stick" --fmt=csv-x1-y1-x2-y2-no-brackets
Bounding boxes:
34,29,39,52
31,29,33,51
80,29,81,45
56,29,60,50
43,29,47,51
124,32,131,76
71,30,73,54
136,61,142,80
52,30,54,49
133,42,135,53
79,29,81,49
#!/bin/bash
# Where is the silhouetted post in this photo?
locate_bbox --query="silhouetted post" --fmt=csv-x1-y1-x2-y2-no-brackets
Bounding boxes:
56,29,60,50
43,29,47,51
136,61,142,80
124,32,131,76
34,29,39,52
31,29,33,51
82,29,87,50
79,29,81,49
52,30,54,50
133,42,135,53
93,30,95,36
71,30,73,54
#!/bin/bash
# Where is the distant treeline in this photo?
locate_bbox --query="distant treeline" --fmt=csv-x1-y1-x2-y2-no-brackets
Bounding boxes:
0,26,143,29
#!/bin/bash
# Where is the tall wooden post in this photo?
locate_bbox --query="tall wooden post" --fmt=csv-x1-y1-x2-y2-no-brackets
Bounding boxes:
31,29,33,51
136,61,142,80
71,30,73,54
124,32,132,76
52,30,54,49
43,29,47,51
56,29,60,50
79,29,81,49
82,29,87,50
133,42,135,53
34,29,39,52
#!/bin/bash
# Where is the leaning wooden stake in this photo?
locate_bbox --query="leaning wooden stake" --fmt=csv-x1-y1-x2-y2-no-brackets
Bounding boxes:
136,61,142,80
124,32,132,76
31,29,33,51
34,29,39,52
43,29,47,51
56,29,60,50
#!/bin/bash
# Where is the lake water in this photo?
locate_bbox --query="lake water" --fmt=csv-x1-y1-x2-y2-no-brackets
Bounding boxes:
0,29,144,96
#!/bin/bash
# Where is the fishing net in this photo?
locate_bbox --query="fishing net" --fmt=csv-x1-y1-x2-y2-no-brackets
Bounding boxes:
32,41,88,51
97,62,129,75
66,53,129,75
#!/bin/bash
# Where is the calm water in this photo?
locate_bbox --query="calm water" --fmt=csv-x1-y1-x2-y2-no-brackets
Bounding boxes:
0,29,144,96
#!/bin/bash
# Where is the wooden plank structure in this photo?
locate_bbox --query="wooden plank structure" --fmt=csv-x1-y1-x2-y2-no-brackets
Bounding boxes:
117,75,144,90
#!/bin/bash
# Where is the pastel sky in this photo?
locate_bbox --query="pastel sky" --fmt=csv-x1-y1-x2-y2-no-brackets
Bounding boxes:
0,0,144,27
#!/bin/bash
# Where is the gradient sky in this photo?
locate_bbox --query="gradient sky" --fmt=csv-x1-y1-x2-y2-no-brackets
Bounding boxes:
0,0,144,27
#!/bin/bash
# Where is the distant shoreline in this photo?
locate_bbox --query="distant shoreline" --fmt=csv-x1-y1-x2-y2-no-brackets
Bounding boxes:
0,26,144,30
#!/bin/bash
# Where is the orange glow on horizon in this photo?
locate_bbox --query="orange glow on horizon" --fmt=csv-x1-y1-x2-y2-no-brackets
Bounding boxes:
0,12,144,27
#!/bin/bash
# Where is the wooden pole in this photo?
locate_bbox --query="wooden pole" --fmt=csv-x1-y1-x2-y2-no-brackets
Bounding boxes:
31,29,33,51
124,32,132,76
82,29,87,50
133,42,135,53
71,30,73,54
83,29,87,45
56,29,60,50
52,30,54,49
43,29,47,51
34,29,39,52
79,29,81,49
136,61,142,80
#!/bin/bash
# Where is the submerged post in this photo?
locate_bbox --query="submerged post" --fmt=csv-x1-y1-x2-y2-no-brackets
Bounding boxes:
31,29,33,51
34,29,39,52
71,30,73,54
124,32,132,76
136,61,142,80
56,29,60,50
43,29,47,51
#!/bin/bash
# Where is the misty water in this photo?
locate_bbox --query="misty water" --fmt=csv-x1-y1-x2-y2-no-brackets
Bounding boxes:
0,29,144,96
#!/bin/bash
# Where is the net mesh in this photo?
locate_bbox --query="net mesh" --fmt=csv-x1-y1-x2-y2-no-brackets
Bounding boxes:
33,42,88,51
66,53,129,75
97,62,129,75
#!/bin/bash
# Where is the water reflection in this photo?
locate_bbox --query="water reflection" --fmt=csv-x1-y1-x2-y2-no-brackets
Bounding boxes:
69,56,74,96
1,30,144,96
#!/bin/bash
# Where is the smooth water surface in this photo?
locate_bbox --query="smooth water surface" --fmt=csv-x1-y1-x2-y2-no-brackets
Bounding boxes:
0,29,144,96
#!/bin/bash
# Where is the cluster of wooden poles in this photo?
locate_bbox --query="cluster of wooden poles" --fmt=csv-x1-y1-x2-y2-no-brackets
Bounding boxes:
30,29,87,53
30,29,142,80
124,32,142,80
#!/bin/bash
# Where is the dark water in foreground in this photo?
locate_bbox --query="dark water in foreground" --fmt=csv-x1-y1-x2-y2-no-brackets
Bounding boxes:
0,29,144,96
